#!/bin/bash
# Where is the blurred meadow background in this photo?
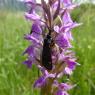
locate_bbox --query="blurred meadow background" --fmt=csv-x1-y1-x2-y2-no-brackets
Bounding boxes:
0,0,95,95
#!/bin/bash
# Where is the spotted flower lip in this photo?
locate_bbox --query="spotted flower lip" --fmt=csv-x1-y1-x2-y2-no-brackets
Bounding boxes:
55,32,72,49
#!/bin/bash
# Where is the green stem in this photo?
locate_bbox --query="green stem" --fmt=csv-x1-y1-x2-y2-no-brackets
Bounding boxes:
40,78,53,95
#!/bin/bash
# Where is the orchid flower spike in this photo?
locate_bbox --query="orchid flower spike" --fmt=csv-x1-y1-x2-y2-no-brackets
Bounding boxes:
23,0,81,95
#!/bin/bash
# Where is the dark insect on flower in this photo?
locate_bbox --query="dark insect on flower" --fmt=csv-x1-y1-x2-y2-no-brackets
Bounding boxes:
42,28,55,70
30,26,55,70
42,34,53,70
23,0,80,94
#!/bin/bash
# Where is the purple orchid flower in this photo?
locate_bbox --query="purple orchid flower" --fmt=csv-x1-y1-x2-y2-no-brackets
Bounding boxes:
61,0,79,10
25,12,41,21
23,59,33,68
23,0,81,95
55,90,69,95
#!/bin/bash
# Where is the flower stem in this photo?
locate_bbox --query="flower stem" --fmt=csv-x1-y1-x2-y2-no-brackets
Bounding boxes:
41,78,54,95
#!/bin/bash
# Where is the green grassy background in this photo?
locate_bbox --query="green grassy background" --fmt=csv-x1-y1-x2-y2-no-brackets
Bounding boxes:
0,4,95,95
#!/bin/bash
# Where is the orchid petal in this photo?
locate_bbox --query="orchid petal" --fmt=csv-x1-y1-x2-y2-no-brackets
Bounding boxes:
25,12,41,21
23,45,34,56
56,33,72,48
23,59,33,68
33,76,46,88
54,25,60,33
59,83,73,91
24,34,42,45
62,10,73,25
56,90,69,95
64,67,72,75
